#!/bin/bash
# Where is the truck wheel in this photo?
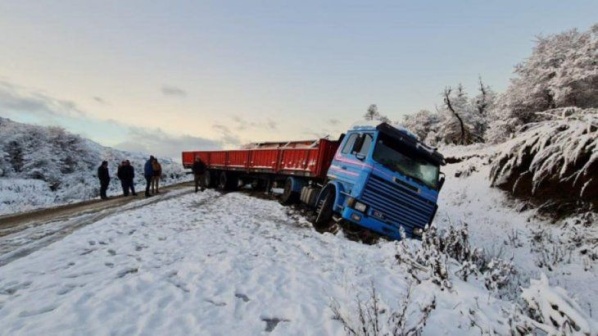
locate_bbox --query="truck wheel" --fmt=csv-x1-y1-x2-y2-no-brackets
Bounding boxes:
219,171,238,191
280,178,298,205
314,187,335,232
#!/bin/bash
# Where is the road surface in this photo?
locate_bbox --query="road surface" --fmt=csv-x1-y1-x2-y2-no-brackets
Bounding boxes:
0,182,195,267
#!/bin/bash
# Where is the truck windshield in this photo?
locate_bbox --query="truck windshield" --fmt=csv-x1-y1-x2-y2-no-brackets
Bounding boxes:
372,136,440,189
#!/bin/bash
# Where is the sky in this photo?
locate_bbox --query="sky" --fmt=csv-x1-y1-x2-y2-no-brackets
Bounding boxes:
1,0,597,161
1,146,597,334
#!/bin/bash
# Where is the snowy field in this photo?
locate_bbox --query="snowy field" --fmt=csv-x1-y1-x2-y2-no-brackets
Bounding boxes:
0,149,597,335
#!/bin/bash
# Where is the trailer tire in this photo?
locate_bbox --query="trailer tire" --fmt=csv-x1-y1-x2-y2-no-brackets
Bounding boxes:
314,186,336,232
204,170,216,188
280,178,299,205
219,171,238,191
251,179,268,191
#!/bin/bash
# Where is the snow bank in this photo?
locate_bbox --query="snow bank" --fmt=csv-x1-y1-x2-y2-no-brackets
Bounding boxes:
489,108,597,210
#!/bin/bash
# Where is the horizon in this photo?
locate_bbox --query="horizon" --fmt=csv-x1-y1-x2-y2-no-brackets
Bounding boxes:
1,1,597,160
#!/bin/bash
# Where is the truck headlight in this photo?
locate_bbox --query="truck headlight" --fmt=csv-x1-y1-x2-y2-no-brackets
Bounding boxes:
354,202,367,213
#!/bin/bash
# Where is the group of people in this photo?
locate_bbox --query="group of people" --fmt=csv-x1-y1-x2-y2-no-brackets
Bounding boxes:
97,155,208,200
96,155,162,200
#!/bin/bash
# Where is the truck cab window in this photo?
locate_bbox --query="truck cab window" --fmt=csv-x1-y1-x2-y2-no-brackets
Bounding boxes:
341,134,358,154
357,134,373,156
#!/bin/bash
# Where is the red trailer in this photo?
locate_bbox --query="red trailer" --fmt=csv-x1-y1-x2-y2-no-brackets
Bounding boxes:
182,138,340,201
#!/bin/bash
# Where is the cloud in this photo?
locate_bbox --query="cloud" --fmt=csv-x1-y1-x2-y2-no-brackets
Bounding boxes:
93,96,109,105
0,80,221,162
161,85,187,97
213,124,242,147
115,127,222,162
231,115,278,131
0,81,87,118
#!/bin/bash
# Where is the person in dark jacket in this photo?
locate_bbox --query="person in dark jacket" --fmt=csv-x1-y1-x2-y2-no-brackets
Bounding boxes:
192,157,207,192
144,155,154,197
123,160,137,196
98,160,110,200
116,161,127,196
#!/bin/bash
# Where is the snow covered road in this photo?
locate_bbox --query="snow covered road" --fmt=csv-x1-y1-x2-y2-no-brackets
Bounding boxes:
1,188,518,335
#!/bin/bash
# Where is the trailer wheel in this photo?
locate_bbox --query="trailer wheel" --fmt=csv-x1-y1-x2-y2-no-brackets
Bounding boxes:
219,171,238,191
280,178,299,205
251,179,268,191
204,170,216,188
314,186,336,232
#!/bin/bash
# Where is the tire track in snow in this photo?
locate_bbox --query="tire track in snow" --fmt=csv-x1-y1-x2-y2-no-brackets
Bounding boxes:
0,189,226,267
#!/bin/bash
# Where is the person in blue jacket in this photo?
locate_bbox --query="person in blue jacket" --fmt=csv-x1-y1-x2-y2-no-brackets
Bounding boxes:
144,155,154,197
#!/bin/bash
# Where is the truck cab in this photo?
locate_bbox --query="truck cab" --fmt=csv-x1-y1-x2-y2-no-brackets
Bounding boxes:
315,122,446,240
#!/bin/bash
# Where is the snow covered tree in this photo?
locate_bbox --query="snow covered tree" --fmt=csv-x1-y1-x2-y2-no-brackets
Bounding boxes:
401,81,494,145
363,104,391,123
401,109,441,143
437,84,487,145
472,77,496,140
488,24,598,142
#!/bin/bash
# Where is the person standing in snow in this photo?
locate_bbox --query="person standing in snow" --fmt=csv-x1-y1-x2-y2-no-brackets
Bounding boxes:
97,160,110,200
192,156,207,192
151,158,162,194
144,156,154,197
123,160,137,196
116,161,127,196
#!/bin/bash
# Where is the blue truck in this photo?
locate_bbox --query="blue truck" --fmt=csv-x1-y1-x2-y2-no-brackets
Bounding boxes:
183,122,446,240
309,122,446,240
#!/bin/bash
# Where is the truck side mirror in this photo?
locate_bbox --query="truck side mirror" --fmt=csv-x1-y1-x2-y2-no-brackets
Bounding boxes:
438,173,446,190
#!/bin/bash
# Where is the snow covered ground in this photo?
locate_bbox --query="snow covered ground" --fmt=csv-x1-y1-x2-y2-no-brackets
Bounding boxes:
0,146,596,335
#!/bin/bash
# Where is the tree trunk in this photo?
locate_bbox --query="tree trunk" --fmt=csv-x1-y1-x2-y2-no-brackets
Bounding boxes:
444,88,466,145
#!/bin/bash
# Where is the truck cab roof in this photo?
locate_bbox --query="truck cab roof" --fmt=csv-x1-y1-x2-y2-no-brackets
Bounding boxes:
349,122,445,166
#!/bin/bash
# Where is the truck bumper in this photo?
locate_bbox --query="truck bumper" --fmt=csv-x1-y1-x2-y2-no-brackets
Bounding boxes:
341,207,422,240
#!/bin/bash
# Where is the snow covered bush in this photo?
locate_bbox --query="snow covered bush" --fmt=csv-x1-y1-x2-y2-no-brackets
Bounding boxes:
516,273,598,335
395,224,517,296
330,282,436,336
489,108,598,213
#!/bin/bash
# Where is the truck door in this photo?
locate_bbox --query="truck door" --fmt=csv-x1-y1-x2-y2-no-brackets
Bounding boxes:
330,132,373,184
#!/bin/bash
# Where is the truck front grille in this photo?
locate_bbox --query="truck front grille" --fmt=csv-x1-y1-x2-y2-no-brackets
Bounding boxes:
362,174,436,231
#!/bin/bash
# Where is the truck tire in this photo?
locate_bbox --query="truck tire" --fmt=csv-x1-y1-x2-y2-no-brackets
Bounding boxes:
219,171,238,191
314,186,335,232
280,178,299,205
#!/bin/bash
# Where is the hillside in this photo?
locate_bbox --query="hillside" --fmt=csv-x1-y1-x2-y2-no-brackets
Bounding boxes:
0,117,189,216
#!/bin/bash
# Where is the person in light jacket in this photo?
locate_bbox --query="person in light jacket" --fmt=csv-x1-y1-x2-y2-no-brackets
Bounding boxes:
151,158,162,194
